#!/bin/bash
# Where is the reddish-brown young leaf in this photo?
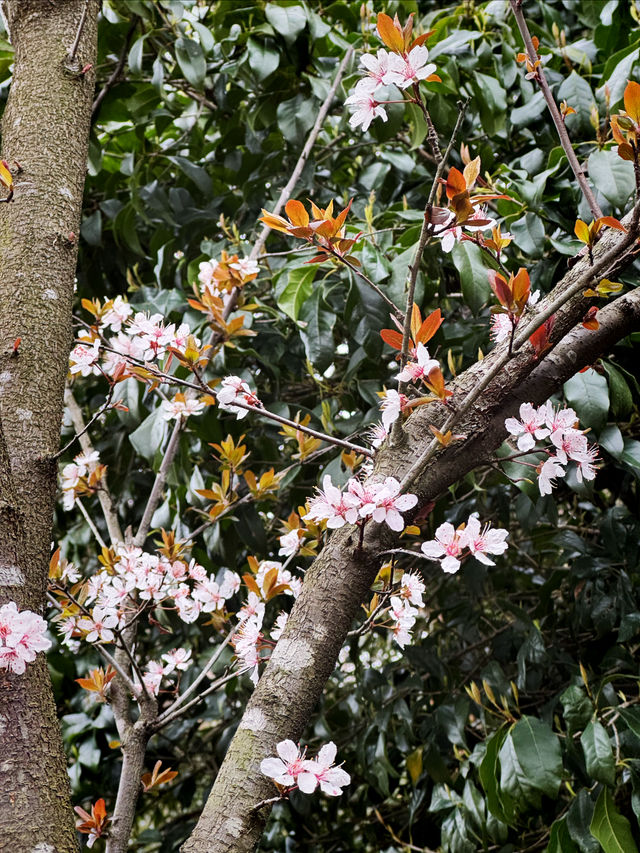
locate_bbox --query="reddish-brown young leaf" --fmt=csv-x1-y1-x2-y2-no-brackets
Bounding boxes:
624,80,640,125
380,328,403,350
377,12,404,52
416,308,443,344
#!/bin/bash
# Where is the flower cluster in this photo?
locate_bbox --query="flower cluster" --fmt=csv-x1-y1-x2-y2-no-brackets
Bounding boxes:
71,303,198,378
60,449,106,511
197,252,259,300
138,648,193,697
0,602,51,675
345,13,438,131
388,572,425,648
304,474,417,533
51,543,242,653
261,740,351,797
161,393,206,421
421,514,509,574
505,401,599,494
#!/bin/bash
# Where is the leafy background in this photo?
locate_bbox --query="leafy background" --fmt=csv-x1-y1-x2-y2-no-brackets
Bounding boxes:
2,0,640,850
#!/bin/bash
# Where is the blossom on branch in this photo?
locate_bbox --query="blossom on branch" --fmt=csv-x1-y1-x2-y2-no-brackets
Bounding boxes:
0,602,51,675
261,740,351,797
215,375,261,419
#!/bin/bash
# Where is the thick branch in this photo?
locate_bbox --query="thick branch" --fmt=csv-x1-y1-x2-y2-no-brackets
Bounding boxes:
182,229,640,852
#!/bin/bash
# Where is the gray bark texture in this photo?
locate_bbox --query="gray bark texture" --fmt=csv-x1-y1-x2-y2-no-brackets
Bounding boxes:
182,221,640,853
0,2,98,851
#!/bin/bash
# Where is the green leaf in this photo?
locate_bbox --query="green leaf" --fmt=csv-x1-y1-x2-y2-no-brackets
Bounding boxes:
602,362,634,419
275,266,316,321
597,41,640,105
471,72,507,136
590,787,639,853
264,3,307,44
276,94,317,145
510,213,545,259
479,727,513,823
246,37,280,81
175,36,206,88
451,241,493,315
568,790,600,852
299,288,336,372
620,708,640,742
621,438,640,475
557,71,595,135
547,816,579,853
129,408,168,462
564,368,610,433
128,35,146,74
599,424,624,459
509,716,563,799
581,720,616,786
588,150,635,210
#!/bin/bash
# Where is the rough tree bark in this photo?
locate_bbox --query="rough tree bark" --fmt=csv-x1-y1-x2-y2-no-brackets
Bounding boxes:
183,221,640,853
0,2,98,850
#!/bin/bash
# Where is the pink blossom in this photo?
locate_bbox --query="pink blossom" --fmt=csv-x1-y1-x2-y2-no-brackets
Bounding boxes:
0,603,51,675
385,45,436,89
364,477,418,532
359,49,392,89
396,343,440,384
100,296,132,332
300,742,351,796
505,402,550,451
379,389,408,430
278,529,302,557
161,394,206,421
271,611,289,641
198,259,220,293
345,78,389,132
490,313,513,343
421,523,466,573
69,339,102,376
215,375,261,419
304,475,360,529
78,606,118,644
538,456,565,495
550,427,588,466
388,595,417,648
161,647,192,673
230,257,259,279
260,740,308,788
400,572,425,607
464,515,509,565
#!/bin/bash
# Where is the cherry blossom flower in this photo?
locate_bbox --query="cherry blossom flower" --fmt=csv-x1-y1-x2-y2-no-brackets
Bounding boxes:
0,602,51,675
69,339,102,376
385,45,436,89
271,611,289,641
304,475,360,529
215,375,261,419
260,740,310,789
78,606,119,644
300,742,351,796
396,343,440,384
400,572,425,607
421,522,466,573
388,595,417,648
538,456,565,495
363,477,418,532
198,259,220,292
505,402,551,451
233,618,263,684
100,296,133,332
229,257,259,279
490,312,513,343
344,79,389,131
161,394,206,421
359,48,392,90
378,389,408,430
161,647,192,673
464,514,509,565
278,529,302,557
367,422,388,449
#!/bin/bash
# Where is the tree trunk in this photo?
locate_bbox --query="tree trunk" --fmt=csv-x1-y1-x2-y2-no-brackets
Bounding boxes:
0,2,98,850
183,222,640,852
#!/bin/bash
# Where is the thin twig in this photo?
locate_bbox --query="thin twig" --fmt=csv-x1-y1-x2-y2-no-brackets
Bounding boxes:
154,668,239,729
64,387,124,545
68,0,91,63
134,418,182,547
76,498,107,549
56,385,114,459
509,0,603,219
324,246,403,318
92,15,138,117
156,627,237,725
